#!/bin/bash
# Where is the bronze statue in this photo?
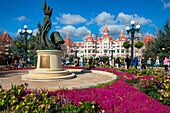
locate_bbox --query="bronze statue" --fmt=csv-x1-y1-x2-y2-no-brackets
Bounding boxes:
36,1,64,50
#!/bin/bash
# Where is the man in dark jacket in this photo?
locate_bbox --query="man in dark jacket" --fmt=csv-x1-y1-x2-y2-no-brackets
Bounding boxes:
125,55,131,69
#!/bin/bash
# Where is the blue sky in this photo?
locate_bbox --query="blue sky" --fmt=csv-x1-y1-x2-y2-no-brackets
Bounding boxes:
0,0,170,42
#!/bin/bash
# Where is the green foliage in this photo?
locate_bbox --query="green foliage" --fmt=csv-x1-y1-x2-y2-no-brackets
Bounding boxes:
124,69,170,106
0,83,104,112
28,36,36,43
135,41,144,49
145,19,170,59
123,41,131,49
28,43,35,49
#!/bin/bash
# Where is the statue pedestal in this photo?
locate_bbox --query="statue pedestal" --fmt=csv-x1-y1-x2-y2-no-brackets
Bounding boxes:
22,50,75,81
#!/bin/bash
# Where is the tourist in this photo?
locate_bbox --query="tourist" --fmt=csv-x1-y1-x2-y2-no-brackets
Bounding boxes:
18,58,22,68
133,57,138,69
154,58,159,69
163,57,169,72
109,56,112,66
13,60,18,67
80,56,83,67
28,58,31,65
115,57,120,68
141,57,146,69
7,56,12,65
88,57,92,68
147,58,151,68
65,55,70,66
125,55,131,69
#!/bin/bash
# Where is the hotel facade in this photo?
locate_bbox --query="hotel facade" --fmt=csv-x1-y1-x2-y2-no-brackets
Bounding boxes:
64,25,153,59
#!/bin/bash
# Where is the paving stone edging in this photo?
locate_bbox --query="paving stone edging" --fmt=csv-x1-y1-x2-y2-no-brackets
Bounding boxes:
48,69,117,89
0,69,117,90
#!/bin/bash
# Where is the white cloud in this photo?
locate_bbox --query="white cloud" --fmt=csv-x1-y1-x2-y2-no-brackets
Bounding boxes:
163,2,170,8
58,25,91,40
117,12,152,25
99,25,125,37
56,14,87,25
95,12,115,26
52,22,58,25
32,29,38,36
15,16,29,21
85,18,95,26
55,26,61,29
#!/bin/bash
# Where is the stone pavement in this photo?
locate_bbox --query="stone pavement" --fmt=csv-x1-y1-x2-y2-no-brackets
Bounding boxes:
0,71,113,90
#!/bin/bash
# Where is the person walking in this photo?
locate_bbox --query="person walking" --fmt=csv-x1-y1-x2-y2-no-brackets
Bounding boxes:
65,55,70,66
115,57,120,68
155,58,159,69
125,55,131,69
80,56,83,67
163,57,169,72
141,57,146,69
133,57,138,69
147,58,151,68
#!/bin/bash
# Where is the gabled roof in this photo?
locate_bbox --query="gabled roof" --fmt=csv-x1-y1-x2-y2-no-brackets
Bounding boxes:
0,31,13,42
84,31,94,41
64,36,74,46
117,30,127,41
143,33,153,44
103,25,109,32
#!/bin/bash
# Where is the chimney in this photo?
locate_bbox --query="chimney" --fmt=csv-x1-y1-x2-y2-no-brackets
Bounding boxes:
95,33,97,41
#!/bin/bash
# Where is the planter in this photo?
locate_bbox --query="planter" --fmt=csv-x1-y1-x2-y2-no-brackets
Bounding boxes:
123,42,131,49
135,41,144,49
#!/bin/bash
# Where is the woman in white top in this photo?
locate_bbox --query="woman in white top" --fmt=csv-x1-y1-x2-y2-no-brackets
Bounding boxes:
80,56,83,67
155,58,159,69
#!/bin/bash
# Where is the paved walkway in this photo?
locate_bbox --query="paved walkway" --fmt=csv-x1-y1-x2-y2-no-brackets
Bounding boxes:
0,71,112,90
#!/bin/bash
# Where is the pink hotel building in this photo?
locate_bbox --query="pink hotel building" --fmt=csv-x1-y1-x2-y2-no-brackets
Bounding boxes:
64,25,153,59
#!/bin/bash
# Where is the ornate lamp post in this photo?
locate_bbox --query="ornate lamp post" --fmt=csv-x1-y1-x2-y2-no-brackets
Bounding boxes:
18,25,32,67
73,47,78,59
126,20,140,67
162,48,165,67
109,47,114,59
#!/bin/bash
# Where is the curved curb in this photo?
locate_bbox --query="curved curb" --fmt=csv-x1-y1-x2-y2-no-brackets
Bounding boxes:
48,69,117,89
0,68,117,89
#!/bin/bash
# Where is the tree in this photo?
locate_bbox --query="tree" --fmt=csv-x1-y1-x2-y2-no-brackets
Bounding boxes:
144,19,170,59
11,36,37,62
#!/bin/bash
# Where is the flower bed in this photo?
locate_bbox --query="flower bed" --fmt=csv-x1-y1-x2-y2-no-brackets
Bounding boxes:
0,66,170,112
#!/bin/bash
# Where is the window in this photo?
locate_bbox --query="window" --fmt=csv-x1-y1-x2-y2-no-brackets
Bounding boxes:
112,43,115,46
121,50,124,53
85,50,86,53
113,50,115,53
88,50,91,53
81,47,84,49
104,46,105,48
88,43,91,45
76,44,79,46
126,50,129,53
81,44,83,46
70,49,73,53
106,43,108,45
117,50,119,53
97,43,99,45
104,50,107,53
88,46,91,48
104,43,105,45
97,51,99,53
81,51,84,53
92,50,95,53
